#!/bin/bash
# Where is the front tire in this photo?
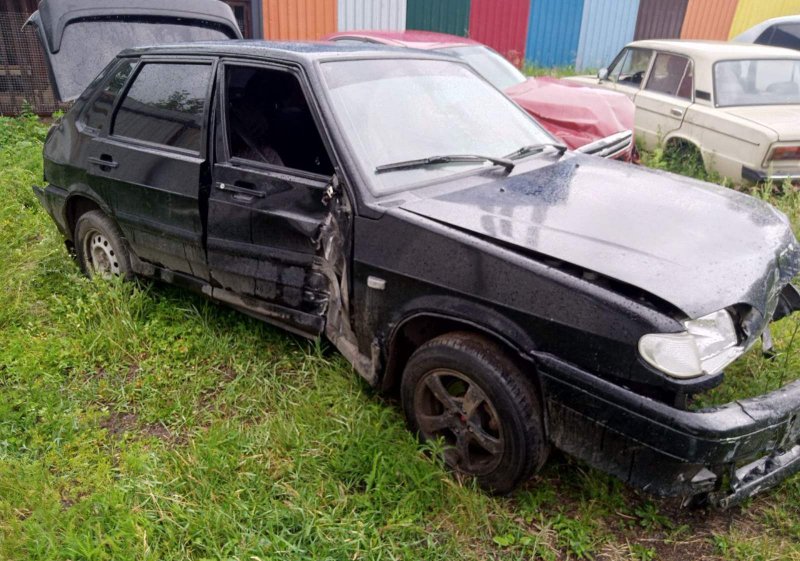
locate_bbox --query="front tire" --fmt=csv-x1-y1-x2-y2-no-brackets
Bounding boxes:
74,210,133,279
401,332,548,493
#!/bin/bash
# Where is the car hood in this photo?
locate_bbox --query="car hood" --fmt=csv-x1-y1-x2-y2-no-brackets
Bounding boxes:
722,106,800,141
396,155,800,319
505,77,635,149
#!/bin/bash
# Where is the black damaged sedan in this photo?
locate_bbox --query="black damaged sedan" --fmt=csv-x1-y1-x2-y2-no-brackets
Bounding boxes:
28,0,800,507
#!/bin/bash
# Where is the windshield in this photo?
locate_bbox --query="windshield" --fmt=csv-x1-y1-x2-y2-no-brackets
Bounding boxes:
714,59,800,107
321,59,551,195
437,45,526,90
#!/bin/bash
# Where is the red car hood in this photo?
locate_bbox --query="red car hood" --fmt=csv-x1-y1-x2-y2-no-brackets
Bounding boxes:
505,77,634,150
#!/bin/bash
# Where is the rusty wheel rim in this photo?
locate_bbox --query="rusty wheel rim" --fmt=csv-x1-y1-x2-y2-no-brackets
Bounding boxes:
414,368,504,475
83,228,120,279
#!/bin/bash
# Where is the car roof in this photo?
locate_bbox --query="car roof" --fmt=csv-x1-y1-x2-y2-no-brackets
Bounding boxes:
120,39,459,62
325,30,480,50
734,15,800,43
627,39,800,61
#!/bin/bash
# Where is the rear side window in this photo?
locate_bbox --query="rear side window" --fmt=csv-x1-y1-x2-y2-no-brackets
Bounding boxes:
760,23,800,50
645,53,693,99
112,63,212,152
82,60,135,133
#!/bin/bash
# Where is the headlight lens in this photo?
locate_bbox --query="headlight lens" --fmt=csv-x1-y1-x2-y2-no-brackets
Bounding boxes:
639,310,741,379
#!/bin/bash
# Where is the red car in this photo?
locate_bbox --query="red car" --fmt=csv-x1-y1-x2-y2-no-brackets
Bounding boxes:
325,30,636,161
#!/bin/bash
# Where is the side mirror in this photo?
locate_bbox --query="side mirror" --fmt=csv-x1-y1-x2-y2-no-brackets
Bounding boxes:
597,68,609,81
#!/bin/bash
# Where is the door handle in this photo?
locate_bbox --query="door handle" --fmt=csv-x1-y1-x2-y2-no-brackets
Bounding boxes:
670,108,684,117
216,182,265,198
88,155,119,169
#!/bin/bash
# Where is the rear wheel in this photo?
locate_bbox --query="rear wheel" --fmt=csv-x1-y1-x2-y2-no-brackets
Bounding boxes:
74,210,132,279
401,332,548,493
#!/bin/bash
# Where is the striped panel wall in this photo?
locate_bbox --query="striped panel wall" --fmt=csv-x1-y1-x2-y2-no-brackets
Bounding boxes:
575,0,640,71
338,0,406,31
525,0,585,67
252,0,800,67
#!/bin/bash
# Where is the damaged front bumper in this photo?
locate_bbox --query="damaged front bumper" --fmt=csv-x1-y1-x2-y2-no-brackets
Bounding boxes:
536,352,800,508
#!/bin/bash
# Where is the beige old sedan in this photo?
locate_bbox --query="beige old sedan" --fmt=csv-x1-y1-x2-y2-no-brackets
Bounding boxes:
569,40,800,184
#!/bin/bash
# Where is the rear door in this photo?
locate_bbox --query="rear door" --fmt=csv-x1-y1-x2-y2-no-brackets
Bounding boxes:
206,60,338,335
633,52,694,149
87,57,216,278
25,0,241,102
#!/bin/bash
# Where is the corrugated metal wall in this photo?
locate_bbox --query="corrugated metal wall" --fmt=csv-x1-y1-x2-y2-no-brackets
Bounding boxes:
525,0,585,67
634,0,689,40
680,0,738,40
253,0,800,67
728,0,800,38
262,0,337,40
468,0,530,65
338,0,406,31
406,0,471,36
575,0,639,71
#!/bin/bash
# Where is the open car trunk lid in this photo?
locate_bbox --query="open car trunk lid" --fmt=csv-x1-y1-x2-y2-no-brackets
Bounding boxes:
25,0,242,102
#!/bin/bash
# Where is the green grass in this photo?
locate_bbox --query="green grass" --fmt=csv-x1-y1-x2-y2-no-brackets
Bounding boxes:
2,114,800,560
524,64,584,78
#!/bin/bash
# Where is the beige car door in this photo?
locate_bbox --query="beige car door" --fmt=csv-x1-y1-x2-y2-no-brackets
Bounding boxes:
602,47,654,100
634,52,694,150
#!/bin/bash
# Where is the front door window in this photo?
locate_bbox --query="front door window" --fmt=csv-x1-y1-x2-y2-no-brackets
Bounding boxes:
608,48,653,88
225,65,333,176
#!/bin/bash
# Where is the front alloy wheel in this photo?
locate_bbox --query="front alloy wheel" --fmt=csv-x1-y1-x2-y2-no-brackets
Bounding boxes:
414,368,504,475
402,332,548,493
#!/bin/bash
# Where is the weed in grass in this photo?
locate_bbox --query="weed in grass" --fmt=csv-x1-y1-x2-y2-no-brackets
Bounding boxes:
628,542,657,561
552,512,599,559
633,502,673,532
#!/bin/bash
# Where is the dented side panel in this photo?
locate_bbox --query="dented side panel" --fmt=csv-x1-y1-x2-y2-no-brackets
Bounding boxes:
207,162,332,318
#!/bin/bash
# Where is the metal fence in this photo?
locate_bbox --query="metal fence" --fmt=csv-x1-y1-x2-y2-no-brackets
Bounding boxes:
0,11,67,116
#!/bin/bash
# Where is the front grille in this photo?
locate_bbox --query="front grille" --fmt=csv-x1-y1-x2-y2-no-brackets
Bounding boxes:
576,130,633,159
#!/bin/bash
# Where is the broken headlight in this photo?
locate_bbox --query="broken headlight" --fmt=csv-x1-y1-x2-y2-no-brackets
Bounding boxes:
639,310,743,379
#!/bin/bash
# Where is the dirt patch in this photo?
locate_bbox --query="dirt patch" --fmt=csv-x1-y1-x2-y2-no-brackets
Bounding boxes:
126,363,140,382
100,411,138,436
141,422,171,441
599,493,772,561
100,411,173,443
510,455,777,561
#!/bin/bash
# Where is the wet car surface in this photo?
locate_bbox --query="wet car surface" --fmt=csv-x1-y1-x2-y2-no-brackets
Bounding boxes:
26,0,800,506
325,30,637,161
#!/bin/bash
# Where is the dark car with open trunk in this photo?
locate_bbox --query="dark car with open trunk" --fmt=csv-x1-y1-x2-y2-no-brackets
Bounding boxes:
27,0,800,507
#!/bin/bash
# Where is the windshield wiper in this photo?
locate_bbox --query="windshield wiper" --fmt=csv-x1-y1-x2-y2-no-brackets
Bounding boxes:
375,154,515,174
503,142,568,160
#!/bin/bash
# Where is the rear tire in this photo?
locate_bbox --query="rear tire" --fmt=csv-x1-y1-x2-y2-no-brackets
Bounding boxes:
74,210,133,280
401,332,548,493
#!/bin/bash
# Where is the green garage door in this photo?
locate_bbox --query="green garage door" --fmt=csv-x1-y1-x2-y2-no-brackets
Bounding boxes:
406,0,471,37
